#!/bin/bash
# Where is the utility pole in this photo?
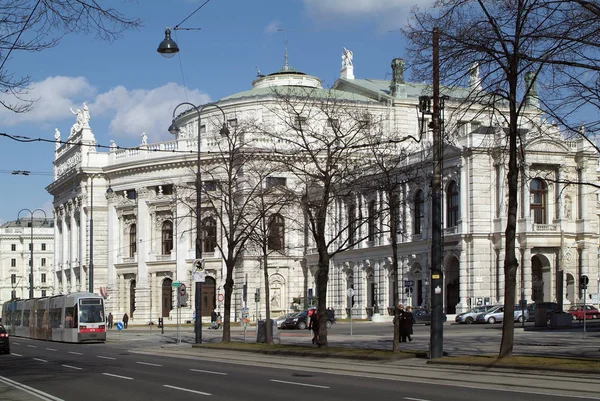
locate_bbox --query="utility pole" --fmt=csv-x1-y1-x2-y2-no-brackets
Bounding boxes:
430,27,444,359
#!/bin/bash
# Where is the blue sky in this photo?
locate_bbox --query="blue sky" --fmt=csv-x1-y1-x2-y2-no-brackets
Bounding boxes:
0,0,429,224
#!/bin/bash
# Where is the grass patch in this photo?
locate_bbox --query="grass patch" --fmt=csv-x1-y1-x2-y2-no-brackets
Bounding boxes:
193,341,420,360
433,355,600,372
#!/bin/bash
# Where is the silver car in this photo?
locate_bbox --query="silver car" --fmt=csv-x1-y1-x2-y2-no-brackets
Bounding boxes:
476,305,529,324
455,305,497,324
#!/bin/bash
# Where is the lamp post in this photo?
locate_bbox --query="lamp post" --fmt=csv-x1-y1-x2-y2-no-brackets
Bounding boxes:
168,102,229,344
88,173,113,294
17,209,48,299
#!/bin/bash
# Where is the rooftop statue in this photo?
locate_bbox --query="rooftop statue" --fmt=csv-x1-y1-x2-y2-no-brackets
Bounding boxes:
342,47,353,68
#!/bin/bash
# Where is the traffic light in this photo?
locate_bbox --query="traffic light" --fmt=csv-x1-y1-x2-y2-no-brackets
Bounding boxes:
255,288,260,303
581,274,589,290
242,284,247,303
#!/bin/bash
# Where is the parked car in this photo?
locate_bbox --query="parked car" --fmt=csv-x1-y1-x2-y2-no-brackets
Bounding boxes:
567,304,600,321
455,305,497,324
0,324,9,354
275,313,298,329
526,302,561,322
281,309,335,330
393,308,447,325
476,305,528,324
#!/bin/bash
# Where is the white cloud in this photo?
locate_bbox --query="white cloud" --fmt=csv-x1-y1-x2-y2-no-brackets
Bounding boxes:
0,76,95,125
303,0,432,28
265,21,283,33
90,82,211,142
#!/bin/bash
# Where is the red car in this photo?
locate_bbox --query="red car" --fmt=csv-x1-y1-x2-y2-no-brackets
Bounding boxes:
567,305,600,321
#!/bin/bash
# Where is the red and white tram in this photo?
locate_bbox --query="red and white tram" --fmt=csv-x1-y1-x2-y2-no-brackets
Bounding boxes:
1,292,106,343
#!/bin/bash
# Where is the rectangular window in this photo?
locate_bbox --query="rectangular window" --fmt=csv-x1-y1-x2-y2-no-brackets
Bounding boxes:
11,244,16,251
41,243,46,251
327,118,340,129
29,259,32,267
358,119,371,130
11,274,16,285
41,273,46,283
29,243,33,251
227,118,238,128
294,116,307,129
41,258,46,267
199,124,206,134
203,180,217,192
11,259,16,267
266,177,286,188
127,190,137,200
41,290,46,297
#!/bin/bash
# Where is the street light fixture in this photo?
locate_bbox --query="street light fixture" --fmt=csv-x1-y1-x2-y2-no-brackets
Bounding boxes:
88,173,113,294
17,209,48,299
157,28,179,58
169,102,229,344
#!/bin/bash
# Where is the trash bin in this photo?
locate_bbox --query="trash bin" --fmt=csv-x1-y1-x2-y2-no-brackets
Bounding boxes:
534,307,548,327
256,319,280,344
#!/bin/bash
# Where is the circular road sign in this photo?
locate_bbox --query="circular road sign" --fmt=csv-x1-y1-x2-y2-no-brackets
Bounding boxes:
179,283,187,296
581,275,590,286
116,322,123,331
218,294,224,303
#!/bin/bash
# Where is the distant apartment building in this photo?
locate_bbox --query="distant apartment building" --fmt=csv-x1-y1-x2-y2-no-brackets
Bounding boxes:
0,218,55,308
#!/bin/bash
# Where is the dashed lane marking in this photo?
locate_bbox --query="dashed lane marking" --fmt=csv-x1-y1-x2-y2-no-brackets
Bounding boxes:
69,351,83,355
46,348,57,351
190,369,227,375
136,361,162,367
163,384,211,396
33,358,48,363
62,365,82,370
270,379,330,389
103,373,133,380
97,356,116,360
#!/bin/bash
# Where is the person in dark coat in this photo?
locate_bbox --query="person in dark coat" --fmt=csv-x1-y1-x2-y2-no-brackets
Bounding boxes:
404,306,416,342
123,313,129,329
107,313,113,329
210,309,217,329
308,310,320,345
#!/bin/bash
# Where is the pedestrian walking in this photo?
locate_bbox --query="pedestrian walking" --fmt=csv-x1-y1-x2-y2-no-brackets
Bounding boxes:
210,309,217,329
107,313,113,329
123,312,129,329
404,306,415,342
216,312,222,329
308,310,320,345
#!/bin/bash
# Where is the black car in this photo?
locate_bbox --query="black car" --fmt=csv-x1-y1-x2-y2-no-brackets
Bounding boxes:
281,309,335,330
0,324,10,354
527,302,561,322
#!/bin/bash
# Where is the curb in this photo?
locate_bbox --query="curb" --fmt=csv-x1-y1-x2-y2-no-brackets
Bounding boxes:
427,359,600,375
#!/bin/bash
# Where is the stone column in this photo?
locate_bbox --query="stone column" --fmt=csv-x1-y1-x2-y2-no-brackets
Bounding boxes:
556,167,563,220
458,240,469,313
134,187,152,322
61,207,69,293
522,248,533,302
106,193,117,312
69,202,78,291
79,198,87,293
53,209,60,294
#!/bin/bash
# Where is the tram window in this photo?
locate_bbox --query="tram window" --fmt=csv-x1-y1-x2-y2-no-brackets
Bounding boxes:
15,311,22,326
65,307,74,328
37,310,44,327
50,308,61,328
23,310,30,327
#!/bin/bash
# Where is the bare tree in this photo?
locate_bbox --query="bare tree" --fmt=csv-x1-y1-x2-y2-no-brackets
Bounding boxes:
244,158,298,344
403,0,600,357
253,87,387,347
1,0,141,112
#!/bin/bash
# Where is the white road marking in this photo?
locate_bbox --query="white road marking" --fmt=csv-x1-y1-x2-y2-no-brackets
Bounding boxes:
69,351,83,355
103,373,133,380
163,384,211,396
136,361,162,367
11,353,22,357
26,345,37,348
12,342,20,345
0,375,64,401
97,356,116,360
46,348,57,351
33,358,48,363
190,368,227,375
405,398,431,401
270,379,330,389
62,364,82,370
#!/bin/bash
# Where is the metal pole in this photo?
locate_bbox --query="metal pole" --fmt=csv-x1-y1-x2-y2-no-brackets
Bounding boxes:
89,177,94,293
195,109,203,345
430,27,444,359
583,286,587,338
29,215,34,299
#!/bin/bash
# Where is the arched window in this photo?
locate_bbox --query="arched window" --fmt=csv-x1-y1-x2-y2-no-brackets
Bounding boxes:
129,224,137,257
530,178,547,224
161,221,173,255
268,214,285,251
446,181,459,228
202,217,217,253
368,200,376,241
414,189,424,234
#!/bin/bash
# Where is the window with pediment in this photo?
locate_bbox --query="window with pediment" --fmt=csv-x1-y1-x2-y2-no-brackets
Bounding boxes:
414,189,424,234
129,224,137,257
161,221,173,255
446,181,459,227
268,214,285,251
202,217,217,253
530,178,547,224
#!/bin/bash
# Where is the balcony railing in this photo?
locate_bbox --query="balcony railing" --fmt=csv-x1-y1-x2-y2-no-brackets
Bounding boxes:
532,223,558,232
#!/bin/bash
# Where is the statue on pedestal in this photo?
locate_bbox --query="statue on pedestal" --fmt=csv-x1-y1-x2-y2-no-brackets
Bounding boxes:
342,47,353,68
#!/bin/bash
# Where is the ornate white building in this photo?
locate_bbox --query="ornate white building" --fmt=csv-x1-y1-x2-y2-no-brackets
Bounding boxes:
46,50,600,324
0,219,55,306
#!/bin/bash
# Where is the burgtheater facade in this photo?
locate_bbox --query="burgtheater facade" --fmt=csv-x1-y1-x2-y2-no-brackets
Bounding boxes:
47,51,599,324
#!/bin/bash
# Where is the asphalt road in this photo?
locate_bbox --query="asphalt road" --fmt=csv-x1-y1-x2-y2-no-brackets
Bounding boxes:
1,336,597,401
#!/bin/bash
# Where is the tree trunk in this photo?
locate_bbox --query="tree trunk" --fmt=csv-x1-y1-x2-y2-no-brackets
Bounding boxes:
316,249,330,347
389,190,401,352
263,245,273,344
222,268,234,343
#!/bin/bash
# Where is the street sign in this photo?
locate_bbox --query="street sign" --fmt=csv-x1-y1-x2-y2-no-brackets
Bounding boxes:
218,293,224,303
116,322,123,331
581,275,590,286
192,270,206,283
404,280,414,287
179,283,186,296
172,281,182,288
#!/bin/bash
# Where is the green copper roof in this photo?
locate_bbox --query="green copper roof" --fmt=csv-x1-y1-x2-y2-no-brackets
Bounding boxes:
220,85,378,103
336,78,481,100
